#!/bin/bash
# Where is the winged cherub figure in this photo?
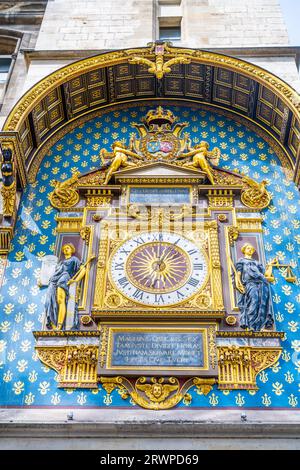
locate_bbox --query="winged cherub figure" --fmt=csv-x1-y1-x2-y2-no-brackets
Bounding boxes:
179,141,221,184
100,141,143,185
136,380,178,403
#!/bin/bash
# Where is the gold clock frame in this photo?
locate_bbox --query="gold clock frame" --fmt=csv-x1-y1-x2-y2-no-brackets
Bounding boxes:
93,217,225,319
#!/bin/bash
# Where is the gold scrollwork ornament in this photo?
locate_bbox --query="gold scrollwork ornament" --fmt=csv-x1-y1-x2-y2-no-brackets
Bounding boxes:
1,180,16,217
241,176,271,209
100,376,217,410
50,172,80,209
80,226,91,245
104,292,122,308
194,293,211,309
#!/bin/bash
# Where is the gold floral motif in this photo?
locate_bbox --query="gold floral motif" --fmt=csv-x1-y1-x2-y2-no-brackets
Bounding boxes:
208,325,217,369
104,293,122,308
80,315,92,326
36,347,66,373
66,345,97,365
80,227,91,245
225,315,237,326
50,172,80,209
194,292,211,309
227,226,239,246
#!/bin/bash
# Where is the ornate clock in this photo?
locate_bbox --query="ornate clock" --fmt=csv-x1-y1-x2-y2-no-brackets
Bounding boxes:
110,231,208,307
93,219,224,317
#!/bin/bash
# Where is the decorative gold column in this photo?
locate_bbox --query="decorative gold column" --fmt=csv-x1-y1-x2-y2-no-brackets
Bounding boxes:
207,220,224,310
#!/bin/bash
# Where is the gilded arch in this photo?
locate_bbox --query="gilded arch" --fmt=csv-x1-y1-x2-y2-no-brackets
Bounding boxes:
1,44,300,188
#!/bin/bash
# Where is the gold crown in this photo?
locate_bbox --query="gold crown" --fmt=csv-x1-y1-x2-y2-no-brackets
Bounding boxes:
144,106,176,126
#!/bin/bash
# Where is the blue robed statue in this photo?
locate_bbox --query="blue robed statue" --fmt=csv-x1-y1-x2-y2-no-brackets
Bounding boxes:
234,243,274,331
45,243,87,330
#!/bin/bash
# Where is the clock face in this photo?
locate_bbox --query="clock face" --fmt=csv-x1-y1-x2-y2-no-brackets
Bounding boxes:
110,231,208,307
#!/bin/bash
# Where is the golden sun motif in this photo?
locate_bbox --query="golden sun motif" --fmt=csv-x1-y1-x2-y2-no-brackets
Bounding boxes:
126,242,191,293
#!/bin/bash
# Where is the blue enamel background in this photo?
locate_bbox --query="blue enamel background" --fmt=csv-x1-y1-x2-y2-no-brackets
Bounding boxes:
0,104,299,408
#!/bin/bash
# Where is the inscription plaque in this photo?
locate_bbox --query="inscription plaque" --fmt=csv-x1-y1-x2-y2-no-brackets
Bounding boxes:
111,332,204,367
98,324,218,377
129,187,191,204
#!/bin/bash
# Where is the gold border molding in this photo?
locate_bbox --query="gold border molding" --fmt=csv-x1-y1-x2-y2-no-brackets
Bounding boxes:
3,45,300,133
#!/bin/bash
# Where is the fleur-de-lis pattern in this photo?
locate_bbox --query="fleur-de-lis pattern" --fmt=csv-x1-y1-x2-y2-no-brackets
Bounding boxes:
0,104,299,408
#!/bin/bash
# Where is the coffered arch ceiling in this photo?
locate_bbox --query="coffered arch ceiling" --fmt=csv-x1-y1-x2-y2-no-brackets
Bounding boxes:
1,45,300,188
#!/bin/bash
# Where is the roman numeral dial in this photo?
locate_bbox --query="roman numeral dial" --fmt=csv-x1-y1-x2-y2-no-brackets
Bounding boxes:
110,232,208,307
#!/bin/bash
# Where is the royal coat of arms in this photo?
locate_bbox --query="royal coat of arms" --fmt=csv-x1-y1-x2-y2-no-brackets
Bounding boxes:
130,106,189,161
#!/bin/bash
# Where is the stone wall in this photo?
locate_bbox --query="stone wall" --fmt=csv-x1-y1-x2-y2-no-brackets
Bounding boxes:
34,0,289,51
35,0,154,50
183,0,289,47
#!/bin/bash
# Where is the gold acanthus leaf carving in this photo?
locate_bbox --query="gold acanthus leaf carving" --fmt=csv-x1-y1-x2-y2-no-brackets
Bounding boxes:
36,347,66,373
250,349,282,374
1,181,16,217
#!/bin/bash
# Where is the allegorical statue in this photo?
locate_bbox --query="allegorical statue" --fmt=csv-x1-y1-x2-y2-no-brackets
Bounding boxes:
0,146,16,217
179,141,220,184
45,243,88,330
233,243,274,331
100,141,143,185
